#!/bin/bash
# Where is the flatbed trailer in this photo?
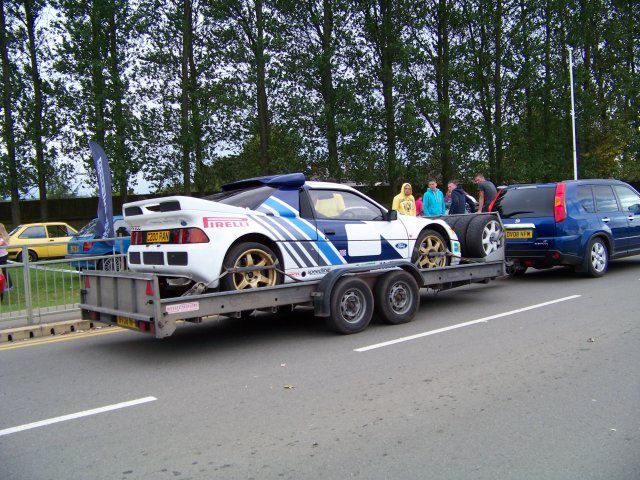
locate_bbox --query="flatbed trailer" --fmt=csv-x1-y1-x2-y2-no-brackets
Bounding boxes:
80,244,505,338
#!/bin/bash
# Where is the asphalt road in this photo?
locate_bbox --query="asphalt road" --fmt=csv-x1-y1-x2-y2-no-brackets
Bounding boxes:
1,259,639,480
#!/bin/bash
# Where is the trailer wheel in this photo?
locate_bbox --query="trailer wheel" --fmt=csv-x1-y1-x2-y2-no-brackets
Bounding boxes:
412,229,449,269
220,242,281,291
374,270,420,325
326,277,374,334
465,216,503,258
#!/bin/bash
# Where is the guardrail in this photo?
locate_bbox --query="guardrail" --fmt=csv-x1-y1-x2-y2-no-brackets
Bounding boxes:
0,238,128,328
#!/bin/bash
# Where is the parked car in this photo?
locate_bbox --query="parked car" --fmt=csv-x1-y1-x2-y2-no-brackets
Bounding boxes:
123,173,505,295
7,222,78,262
489,179,640,277
67,216,131,270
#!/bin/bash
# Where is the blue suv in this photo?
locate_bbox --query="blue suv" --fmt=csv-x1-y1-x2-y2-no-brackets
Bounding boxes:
489,179,640,277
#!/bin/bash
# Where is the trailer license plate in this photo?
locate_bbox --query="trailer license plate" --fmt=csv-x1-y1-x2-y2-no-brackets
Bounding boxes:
116,316,138,330
70,245,79,252
147,230,170,243
506,230,532,239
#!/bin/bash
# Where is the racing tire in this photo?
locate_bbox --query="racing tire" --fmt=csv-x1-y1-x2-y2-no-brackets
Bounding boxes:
412,229,449,269
374,270,420,325
464,216,503,258
326,277,374,334
584,237,608,278
449,215,475,257
220,242,282,291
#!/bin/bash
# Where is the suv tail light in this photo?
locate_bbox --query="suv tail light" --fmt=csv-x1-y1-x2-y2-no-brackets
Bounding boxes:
554,183,567,223
488,190,502,212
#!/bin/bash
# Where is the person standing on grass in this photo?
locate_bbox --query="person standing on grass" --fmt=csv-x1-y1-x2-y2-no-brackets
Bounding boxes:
423,178,446,216
0,223,13,291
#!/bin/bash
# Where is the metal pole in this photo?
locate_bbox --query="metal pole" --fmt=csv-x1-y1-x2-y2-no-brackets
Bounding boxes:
568,46,578,180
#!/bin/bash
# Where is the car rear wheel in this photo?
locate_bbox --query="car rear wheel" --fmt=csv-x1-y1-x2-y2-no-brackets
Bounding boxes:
99,256,125,271
16,250,38,263
412,229,449,269
220,242,282,291
584,237,608,278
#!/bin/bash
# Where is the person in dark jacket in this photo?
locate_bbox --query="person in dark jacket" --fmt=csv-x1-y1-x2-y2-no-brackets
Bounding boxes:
447,180,475,214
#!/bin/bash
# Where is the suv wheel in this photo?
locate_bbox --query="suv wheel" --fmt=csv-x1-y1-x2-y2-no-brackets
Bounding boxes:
584,237,608,278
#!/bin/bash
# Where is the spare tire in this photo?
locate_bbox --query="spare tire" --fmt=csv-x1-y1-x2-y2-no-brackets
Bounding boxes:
449,215,475,256
464,215,503,258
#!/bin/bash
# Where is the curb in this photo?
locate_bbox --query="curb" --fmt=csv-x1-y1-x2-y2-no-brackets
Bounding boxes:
0,320,100,343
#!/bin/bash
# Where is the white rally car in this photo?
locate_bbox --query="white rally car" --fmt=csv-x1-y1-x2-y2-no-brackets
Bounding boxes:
123,173,462,294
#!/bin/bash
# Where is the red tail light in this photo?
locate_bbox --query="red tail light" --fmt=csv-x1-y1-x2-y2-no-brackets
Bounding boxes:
554,183,567,223
83,241,93,252
131,231,142,245
488,190,502,212
170,228,209,244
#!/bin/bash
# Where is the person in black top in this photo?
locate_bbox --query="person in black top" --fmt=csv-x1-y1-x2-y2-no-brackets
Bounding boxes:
447,180,475,214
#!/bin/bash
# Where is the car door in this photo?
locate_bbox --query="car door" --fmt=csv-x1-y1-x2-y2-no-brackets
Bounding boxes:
45,224,74,258
592,184,627,254
613,184,640,252
308,189,408,265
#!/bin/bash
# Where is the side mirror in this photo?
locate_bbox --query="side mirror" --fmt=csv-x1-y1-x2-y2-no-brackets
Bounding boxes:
386,210,398,221
629,203,640,214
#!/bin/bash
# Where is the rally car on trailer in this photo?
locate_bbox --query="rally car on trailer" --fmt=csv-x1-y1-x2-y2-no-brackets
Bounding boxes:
123,173,468,296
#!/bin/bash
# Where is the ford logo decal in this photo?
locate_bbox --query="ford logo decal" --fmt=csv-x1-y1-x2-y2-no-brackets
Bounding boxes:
395,242,408,249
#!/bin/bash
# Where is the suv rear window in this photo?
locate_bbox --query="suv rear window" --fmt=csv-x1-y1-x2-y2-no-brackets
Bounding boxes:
492,186,556,218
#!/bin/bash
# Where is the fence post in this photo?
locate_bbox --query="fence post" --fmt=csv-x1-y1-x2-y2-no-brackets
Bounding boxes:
21,247,34,325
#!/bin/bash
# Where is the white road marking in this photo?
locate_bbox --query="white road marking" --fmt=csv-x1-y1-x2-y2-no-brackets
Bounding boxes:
355,295,581,352
0,396,157,437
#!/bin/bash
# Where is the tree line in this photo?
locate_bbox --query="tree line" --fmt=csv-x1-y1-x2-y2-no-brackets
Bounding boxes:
1,0,638,225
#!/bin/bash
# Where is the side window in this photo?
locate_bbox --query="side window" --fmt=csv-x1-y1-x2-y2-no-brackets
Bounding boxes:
613,185,640,213
576,185,595,213
20,226,46,239
593,185,619,212
47,225,70,238
309,190,385,221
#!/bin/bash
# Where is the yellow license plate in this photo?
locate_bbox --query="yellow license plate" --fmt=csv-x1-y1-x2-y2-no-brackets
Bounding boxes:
146,230,170,243
71,245,79,252
506,230,533,239
116,316,138,329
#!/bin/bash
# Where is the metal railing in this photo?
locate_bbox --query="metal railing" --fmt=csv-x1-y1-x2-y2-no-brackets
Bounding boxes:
0,238,128,328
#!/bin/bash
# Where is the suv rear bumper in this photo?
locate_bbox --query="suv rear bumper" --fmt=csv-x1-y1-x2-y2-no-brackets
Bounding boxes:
505,248,583,269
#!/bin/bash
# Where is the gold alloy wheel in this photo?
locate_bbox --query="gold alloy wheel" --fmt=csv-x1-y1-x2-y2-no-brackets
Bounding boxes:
230,247,278,289
415,233,447,269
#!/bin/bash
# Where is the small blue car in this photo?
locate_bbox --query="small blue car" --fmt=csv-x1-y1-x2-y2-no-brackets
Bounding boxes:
67,216,131,270
490,179,640,277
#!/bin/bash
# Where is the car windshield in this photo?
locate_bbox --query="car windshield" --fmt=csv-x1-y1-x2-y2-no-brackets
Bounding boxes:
492,187,555,218
77,218,99,236
204,186,277,210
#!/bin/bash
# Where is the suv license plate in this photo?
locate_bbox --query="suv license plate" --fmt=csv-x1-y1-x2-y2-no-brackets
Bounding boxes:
506,230,533,239
147,230,170,243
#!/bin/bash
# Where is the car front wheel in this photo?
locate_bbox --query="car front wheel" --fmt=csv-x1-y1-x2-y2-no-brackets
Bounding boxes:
220,242,282,291
412,229,449,269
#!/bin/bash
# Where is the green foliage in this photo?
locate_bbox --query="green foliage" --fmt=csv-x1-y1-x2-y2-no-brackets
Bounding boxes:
0,0,639,203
